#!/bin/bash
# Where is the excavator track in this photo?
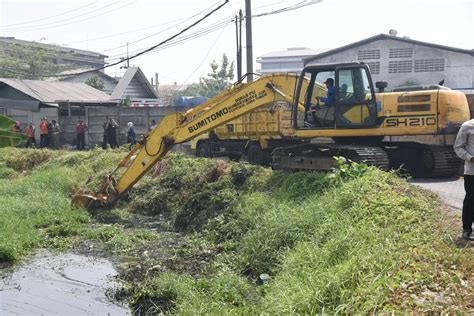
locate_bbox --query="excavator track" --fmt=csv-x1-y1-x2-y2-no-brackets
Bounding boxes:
384,143,461,178
271,143,389,171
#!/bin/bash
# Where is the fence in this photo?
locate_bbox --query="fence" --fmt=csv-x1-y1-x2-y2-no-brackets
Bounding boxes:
2,105,193,152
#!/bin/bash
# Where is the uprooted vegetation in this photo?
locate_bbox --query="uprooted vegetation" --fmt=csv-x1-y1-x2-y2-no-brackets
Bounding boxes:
0,147,472,313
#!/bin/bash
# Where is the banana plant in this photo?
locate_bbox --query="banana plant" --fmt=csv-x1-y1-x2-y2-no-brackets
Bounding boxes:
0,115,27,147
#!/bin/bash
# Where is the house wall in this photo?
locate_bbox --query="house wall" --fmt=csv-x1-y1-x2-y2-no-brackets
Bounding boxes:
122,77,154,99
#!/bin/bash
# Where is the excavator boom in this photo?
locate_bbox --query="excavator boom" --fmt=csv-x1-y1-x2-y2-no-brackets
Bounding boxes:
72,74,305,209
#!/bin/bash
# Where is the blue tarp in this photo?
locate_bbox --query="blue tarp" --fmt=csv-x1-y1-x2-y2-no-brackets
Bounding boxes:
175,96,209,107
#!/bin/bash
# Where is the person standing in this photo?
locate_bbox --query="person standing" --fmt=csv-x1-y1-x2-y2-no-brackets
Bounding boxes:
25,122,36,148
102,119,108,149
49,120,61,149
76,119,88,150
106,118,119,149
454,119,474,241
39,117,49,148
126,122,137,150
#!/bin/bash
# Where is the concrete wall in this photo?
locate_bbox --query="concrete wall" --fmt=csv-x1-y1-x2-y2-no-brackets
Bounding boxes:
1,106,192,150
60,106,192,148
0,107,59,134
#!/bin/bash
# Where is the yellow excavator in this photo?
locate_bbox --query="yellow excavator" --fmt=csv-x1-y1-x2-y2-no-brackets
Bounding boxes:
73,62,469,209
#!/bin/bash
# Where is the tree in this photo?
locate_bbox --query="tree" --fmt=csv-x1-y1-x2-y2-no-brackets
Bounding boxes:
171,54,235,103
85,76,105,91
0,43,72,79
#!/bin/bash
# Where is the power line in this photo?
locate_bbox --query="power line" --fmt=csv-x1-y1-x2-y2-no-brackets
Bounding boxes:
0,1,98,28
66,0,225,47
2,0,317,79
1,0,230,78
105,17,233,60
0,1,133,32
253,0,322,18
98,0,224,54
104,0,321,62
181,22,230,86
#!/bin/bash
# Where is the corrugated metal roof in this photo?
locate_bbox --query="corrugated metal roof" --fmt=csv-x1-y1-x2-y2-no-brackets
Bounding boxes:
0,79,113,102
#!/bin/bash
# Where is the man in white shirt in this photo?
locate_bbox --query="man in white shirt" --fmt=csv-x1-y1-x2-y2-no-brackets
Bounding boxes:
454,119,474,241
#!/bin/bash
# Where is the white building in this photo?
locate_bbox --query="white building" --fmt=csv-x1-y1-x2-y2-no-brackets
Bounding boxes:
257,47,330,74
257,33,474,91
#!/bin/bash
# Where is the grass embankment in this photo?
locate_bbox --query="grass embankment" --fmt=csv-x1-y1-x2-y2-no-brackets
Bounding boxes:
0,147,156,263
0,148,472,313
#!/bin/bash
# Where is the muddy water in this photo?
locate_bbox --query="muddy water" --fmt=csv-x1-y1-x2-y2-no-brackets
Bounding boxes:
0,252,130,315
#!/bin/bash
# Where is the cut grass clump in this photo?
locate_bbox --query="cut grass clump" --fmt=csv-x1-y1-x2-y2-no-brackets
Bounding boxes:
0,147,60,172
128,153,273,232
129,271,259,315
0,163,19,179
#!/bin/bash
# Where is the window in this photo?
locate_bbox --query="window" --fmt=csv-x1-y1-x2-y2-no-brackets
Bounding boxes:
414,59,444,72
357,49,380,60
337,68,372,102
365,61,380,74
389,48,413,58
389,60,412,73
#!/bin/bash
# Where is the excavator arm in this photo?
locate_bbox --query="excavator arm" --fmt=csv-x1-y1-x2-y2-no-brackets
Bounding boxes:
72,73,306,209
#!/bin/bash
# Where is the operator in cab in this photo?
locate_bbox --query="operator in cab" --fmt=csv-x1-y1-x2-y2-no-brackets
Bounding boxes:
316,78,336,106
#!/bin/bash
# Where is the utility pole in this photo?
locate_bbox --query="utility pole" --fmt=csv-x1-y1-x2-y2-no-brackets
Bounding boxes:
235,10,243,80
245,0,253,82
126,42,130,68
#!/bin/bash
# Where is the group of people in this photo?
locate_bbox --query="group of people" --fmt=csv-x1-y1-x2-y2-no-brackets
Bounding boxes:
9,115,158,150
19,117,62,149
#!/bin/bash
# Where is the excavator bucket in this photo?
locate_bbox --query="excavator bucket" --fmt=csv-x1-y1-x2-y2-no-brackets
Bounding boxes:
71,193,109,211
71,176,119,211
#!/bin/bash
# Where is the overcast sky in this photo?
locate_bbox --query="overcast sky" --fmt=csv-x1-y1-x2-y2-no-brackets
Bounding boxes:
1,0,473,86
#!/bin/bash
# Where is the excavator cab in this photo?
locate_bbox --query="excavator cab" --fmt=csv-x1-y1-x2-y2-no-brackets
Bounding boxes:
295,63,378,130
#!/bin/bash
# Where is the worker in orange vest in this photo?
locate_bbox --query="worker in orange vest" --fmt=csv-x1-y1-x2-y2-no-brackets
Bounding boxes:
39,117,49,148
25,122,36,148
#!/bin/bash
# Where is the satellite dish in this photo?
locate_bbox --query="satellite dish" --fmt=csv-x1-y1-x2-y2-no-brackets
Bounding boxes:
389,29,398,36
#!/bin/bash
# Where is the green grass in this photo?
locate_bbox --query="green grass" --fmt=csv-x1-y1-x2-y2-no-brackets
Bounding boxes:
0,147,472,313
0,166,89,262
125,158,474,314
0,147,155,263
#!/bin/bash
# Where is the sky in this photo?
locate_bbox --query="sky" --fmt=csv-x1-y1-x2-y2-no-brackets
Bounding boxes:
0,0,473,86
